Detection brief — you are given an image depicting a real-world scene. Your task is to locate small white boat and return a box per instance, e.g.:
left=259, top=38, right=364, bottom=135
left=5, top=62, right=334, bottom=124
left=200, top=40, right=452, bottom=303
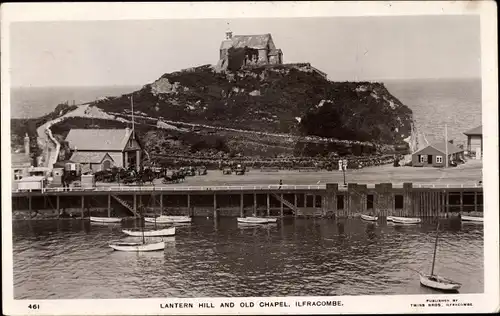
left=90, top=216, right=122, bottom=223
left=361, top=214, right=378, bottom=222
left=145, top=216, right=192, bottom=224
left=109, top=241, right=165, bottom=252
left=391, top=216, right=422, bottom=224
left=237, top=217, right=278, bottom=224
left=419, top=274, right=461, bottom=291
left=418, top=222, right=461, bottom=292
left=387, top=216, right=394, bottom=222
left=122, top=227, right=176, bottom=237
left=461, top=215, right=483, bottom=222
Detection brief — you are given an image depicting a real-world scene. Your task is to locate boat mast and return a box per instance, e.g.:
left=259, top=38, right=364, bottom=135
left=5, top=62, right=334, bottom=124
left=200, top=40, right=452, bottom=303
left=131, top=95, right=135, bottom=135
left=445, top=124, right=448, bottom=168
left=430, top=221, right=440, bottom=276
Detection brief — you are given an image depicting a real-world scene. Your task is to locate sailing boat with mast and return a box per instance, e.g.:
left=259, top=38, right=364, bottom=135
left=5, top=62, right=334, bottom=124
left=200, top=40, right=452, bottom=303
left=419, top=222, right=461, bottom=291
left=109, top=203, right=166, bottom=251
left=122, top=192, right=176, bottom=237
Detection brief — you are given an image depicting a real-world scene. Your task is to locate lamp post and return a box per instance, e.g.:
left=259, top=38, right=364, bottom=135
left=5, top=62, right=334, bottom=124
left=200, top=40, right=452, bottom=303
left=342, top=159, right=348, bottom=185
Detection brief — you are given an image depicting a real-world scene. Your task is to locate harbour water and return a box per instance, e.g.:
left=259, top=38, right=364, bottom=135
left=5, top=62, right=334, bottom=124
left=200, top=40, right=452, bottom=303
left=13, top=217, right=483, bottom=299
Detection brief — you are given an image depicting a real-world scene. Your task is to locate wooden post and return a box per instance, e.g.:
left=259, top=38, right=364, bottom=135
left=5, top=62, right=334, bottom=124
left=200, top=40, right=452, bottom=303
left=108, top=194, right=111, bottom=217
left=474, top=191, right=477, bottom=212
left=280, top=193, right=284, bottom=217
left=266, top=193, right=270, bottom=216
left=313, top=195, right=316, bottom=210
left=240, top=193, right=244, bottom=217
left=253, top=193, right=257, bottom=216
left=28, top=195, right=32, bottom=219
left=133, top=194, right=137, bottom=217
left=213, top=193, right=217, bottom=218
left=160, top=194, right=163, bottom=215
left=56, top=195, right=60, bottom=215
left=444, top=191, right=450, bottom=217
left=294, top=193, right=298, bottom=218
left=81, top=196, right=85, bottom=218
left=304, top=193, right=307, bottom=208
left=459, top=191, right=463, bottom=213
left=187, top=194, right=191, bottom=216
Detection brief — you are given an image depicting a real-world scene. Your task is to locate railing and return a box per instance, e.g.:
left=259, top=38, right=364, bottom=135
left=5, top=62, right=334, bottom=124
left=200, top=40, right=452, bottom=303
left=11, top=182, right=482, bottom=194
left=16, top=184, right=325, bottom=193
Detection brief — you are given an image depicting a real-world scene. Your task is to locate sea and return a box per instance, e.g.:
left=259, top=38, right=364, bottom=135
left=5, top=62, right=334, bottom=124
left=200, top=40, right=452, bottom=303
left=12, top=218, right=483, bottom=299
left=10, top=78, right=482, bottom=146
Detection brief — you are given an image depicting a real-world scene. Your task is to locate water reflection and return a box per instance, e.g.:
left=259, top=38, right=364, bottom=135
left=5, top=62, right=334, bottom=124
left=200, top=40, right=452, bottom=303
left=12, top=217, right=483, bottom=299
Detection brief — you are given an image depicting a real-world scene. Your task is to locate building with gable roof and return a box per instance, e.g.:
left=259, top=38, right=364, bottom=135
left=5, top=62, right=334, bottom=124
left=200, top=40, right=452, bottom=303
left=218, top=31, right=283, bottom=70
left=65, top=127, right=143, bottom=171
left=463, top=125, right=482, bottom=158
left=12, top=133, right=33, bottom=181
left=411, top=141, right=464, bottom=167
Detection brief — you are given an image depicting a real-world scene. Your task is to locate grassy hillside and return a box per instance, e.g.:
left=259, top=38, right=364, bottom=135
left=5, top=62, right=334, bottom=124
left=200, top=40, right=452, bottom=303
left=11, top=64, right=413, bottom=159
left=94, top=64, right=413, bottom=145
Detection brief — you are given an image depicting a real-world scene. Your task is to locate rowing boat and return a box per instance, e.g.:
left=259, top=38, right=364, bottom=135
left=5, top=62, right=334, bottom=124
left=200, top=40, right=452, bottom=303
left=122, top=227, right=175, bottom=237
left=145, top=216, right=192, bottom=224
left=461, top=215, right=483, bottom=223
left=237, top=217, right=277, bottom=224
left=90, top=216, right=122, bottom=223
left=361, top=214, right=378, bottom=222
left=391, top=216, right=421, bottom=224
left=109, top=241, right=165, bottom=252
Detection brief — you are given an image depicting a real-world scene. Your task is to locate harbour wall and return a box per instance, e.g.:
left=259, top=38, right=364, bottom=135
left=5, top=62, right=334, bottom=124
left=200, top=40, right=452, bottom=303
left=11, top=183, right=483, bottom=220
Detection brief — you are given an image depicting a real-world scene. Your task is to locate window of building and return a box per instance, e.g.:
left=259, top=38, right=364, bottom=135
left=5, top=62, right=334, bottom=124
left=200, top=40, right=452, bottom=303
left=13, top=169, right=23, bottom=180
left=436, top=156, right=443, bottom=163
left=395, top=195, right=404, bottom=209
left=315, top=195, right=322, bottom=208
left=419, top=155, right=425, bottom=163
left=367, top=194, right=374, bottom=209
left=337, top=195, right=344, bottom=210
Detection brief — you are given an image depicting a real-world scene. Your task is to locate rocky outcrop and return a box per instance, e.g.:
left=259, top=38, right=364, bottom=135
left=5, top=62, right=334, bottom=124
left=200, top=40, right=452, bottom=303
left=94, top=64, right=413, bottom=147
left=12, top=63, right=415, bottom=158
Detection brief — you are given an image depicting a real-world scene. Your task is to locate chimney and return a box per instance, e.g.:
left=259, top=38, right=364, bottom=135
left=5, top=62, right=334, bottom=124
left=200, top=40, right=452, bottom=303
left=24, top=133, right=30, bottom=157
left=225, top=30, right=233, bottom=40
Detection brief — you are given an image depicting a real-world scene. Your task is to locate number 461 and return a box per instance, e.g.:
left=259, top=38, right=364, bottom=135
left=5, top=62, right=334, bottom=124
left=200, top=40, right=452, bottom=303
left=28, top=304, right=40, bottom=309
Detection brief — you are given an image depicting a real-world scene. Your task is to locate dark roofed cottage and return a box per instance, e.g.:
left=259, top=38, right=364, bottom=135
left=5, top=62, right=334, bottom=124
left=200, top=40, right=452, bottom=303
left=65, top=128, right=143, bottom=171
left=411, top=141, right=464, bottom=168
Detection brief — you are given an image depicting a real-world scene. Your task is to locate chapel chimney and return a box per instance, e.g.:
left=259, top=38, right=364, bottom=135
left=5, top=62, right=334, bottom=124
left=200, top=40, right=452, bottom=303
left=225, top=30, right=233, bottom=40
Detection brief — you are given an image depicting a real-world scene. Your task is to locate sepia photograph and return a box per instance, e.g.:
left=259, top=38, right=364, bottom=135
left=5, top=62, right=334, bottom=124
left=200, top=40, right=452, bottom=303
left=2, top=2, right=498, bottom=315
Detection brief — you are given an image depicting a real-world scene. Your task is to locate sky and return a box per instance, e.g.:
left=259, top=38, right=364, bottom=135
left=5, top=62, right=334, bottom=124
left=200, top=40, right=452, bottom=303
left=9, top=15, right=481, bottom=87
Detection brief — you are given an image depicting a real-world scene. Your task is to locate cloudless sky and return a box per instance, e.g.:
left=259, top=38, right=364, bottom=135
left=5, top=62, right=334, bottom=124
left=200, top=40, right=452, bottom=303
left=10, top=15, right=480, bottom=87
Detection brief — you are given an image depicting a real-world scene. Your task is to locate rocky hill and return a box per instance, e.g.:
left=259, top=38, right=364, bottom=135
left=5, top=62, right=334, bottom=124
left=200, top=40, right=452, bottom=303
left=12, top=63, right=414, bottom=161
left=94, top=63, right=413, bottom=145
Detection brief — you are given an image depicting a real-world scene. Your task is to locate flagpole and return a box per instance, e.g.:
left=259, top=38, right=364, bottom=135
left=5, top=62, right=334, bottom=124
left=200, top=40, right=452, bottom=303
left=445, top=124, right=448, bottom=168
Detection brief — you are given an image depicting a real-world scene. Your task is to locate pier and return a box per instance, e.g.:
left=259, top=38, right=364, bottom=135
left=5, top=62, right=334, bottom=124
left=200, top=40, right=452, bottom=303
left=11, top=182, right=483, bottom=219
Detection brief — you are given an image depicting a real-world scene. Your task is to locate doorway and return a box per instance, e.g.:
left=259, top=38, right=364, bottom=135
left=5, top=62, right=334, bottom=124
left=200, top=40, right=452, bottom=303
left=427, top=155, right=433, bottom=164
